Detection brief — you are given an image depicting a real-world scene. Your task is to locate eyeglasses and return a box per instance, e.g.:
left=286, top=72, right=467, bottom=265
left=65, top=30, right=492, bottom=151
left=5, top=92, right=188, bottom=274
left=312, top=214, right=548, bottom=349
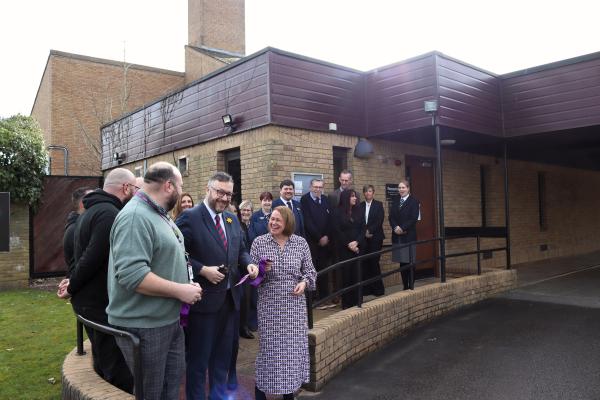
left=126, top=183, right=141, bottom=192
left=210, top=186, right=235, bottom=199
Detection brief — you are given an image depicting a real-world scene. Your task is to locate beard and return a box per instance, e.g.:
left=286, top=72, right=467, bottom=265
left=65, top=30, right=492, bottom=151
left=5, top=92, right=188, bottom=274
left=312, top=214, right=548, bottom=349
left=208, top=195, right=229, bottom=213
left=166, top=191, right=179, bottom=212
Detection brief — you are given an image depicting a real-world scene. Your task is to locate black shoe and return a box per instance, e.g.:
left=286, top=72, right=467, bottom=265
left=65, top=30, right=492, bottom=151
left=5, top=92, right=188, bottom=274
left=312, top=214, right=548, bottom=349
left=240, top=327, right=255, bottom=339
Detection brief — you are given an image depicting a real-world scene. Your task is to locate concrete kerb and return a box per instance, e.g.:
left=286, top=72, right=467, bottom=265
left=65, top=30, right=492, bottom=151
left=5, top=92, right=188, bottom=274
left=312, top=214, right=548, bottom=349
left=304, top=269, right=518, bottom=391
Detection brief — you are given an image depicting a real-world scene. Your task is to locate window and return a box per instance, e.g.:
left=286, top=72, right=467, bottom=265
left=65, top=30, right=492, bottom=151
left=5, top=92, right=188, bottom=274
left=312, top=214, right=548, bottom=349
left=178, top=156, right=188, bottom=176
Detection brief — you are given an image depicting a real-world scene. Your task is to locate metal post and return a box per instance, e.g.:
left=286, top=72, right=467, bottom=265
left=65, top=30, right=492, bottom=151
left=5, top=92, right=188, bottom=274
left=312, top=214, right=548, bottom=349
left=131, top=339, right=144, bottom=400
left=503, top=142, right=511, bottom=269
left=357, top=259, right=363, bottom=307
left=409, top=244, right=415, bottom=290
left=476, top=235, right=481, bottom=275
left=306, top=291, right=314, bottom=329
left=435, top=121, right=446, bottom=282
left=76, top=320, right=86, bottom=355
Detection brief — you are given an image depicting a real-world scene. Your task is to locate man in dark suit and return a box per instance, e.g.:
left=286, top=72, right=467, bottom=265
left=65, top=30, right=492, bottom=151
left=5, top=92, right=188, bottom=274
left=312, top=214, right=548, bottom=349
left=389, top=179, right=420, bottom=290
left=329, top=169, right=360, bottom=208
left=300, top=178, right=333, bottom=304
left=357, top=185, right=385, bottom=296
left=272, top=179, right=305, bottom=237
left=177, top=171, right=259, bottom=400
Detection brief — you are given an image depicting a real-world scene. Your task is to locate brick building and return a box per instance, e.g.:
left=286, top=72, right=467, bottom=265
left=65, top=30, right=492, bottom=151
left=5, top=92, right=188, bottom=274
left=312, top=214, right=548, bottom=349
left=101, top=47, right=600, bottom=280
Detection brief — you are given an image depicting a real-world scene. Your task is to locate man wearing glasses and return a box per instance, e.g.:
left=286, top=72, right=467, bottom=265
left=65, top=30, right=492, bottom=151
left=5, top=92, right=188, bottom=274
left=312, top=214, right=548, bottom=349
left=177, top=171, right=259, bottom=400
left=57, top=167, right=138, bottom=393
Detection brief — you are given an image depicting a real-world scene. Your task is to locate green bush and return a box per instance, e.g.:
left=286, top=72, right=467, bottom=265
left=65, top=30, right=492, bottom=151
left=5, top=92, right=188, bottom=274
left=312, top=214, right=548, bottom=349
left=0, top=115, right=48, bottom=206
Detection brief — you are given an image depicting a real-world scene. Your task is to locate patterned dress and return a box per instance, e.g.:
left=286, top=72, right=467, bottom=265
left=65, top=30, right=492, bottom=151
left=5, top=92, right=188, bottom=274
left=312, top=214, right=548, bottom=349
left=250, top=233, right=317, bottom=395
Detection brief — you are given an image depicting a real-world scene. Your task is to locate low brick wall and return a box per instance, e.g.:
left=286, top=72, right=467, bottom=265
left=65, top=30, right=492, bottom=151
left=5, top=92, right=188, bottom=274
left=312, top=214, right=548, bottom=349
left=62, top=341, right=133, bottom=400
left=305, top=269, right=517, bottom=391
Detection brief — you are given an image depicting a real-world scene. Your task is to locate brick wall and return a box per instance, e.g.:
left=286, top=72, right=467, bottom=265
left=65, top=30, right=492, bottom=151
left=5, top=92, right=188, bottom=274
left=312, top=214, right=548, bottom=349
left=0, top=203, right=29, bottom=290
left=187, top=0, right=245, bottom=54
left=306, top=269, right=517, bottom=391
left=111, top=126, right=600, bottom=275
left=184, top=46, right=229, bottom=83
left=31, top=52, right=185, bottom=177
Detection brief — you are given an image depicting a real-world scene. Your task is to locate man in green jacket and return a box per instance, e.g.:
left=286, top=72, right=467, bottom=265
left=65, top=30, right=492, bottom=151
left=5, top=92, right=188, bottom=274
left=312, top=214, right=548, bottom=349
left=107, top=161, right=202, bottom=399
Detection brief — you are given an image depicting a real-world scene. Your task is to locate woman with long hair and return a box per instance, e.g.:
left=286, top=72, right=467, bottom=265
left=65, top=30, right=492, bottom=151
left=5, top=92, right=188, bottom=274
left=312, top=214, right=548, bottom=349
left=332, top=189, right=364, bottom=309
left=172, top=192, right=194, bottom=221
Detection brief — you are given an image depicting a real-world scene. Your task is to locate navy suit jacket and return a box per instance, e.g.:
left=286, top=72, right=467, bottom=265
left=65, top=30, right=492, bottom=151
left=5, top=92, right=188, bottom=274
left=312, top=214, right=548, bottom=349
left=272, top=197, right=305, bottom=237
left=176, top=203, right=252, bottom=313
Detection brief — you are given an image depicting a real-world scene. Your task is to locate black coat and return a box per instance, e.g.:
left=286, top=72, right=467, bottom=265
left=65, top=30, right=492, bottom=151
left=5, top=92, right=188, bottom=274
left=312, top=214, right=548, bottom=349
left=68, top=190, right=124, bottom=310
left=63, top=211, right=79, bottom=277
left=332, top=207, right=364, bottom=260
left=300, top=193, right=332, bottom=244
left=357, top=200, right=385, bottom=243
left=389, top=195, right=419, bottom=244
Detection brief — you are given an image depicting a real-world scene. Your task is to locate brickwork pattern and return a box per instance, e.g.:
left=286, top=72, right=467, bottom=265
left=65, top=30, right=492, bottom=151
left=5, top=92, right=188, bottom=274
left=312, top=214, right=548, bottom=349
left=184, top=46, right=228, bottom=83
left=111, top=126, right=600, bottom=280
left=31, top=52, right=185, bottom=176
left=0, top=203, right=29, bottom=290
left=306, top=269, right=517, bottom=391
left=188, top=0, right=245, bottom=54
left=62, top=341, right=133, bottom=400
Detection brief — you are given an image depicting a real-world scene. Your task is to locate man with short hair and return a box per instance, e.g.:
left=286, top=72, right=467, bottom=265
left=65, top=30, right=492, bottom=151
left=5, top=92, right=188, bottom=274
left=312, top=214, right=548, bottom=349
left=107, top=162, right=202, bottom=399
left=177, top=171, right=258, bottom=400
left=300, top=178, right=333, bottom=304
left=63, top=186, right=93, bottom=276
left=329, top=169, right=360, bottom=208
left=272, top=179, right=305, bottom=237
left=57, top=168, right=138, bottom=392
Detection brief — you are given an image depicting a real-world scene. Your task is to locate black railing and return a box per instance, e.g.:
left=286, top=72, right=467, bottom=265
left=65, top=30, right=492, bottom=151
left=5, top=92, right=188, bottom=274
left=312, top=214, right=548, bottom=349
left=75, top=314, right=143, bottom=400
left=306, top=233, right=508, bottom=328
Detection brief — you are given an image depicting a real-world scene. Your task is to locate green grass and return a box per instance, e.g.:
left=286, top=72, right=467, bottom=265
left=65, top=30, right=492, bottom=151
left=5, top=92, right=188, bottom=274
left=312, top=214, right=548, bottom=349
left=0, top=289, right=78, bottom=400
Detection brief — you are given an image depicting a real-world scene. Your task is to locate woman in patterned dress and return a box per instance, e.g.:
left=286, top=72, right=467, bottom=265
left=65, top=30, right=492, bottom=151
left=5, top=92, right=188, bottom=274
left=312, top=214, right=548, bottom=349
left=250, top=206, right=317, bottom=400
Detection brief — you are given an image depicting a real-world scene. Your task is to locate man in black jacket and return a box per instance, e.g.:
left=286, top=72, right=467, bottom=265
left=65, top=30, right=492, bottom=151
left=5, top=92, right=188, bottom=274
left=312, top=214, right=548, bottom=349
left=301, top=178, right=333, bottom=305
left=63, top=187, right=93, bottom=277
left=57, top=168, right=137, bottom=392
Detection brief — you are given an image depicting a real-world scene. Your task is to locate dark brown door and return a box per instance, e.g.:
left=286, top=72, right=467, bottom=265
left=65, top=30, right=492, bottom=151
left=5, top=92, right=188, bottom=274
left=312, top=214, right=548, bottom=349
left=405, top=155, right=437, bottom=276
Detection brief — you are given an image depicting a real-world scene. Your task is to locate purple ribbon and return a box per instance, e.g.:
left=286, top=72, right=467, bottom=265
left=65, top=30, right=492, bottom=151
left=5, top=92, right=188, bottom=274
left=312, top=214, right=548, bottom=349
left=236, top=257, right=270, bottom=287
left=180, top=303, right=190, bottom=327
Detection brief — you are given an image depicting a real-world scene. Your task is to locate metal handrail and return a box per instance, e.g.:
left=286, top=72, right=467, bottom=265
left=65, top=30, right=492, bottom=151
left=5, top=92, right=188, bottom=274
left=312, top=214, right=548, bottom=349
left=75, top=314, right=143, bottom=400
left=306, top=233, right=508, bottom=328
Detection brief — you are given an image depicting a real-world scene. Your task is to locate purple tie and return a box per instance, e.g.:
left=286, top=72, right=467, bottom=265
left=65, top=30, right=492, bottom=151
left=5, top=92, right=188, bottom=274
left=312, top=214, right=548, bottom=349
left=215, top=215, right=228, bottom=249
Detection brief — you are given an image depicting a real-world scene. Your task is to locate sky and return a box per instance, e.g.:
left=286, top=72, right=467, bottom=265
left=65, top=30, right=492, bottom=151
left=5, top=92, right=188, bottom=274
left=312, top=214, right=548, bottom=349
left=1, top=0, right=599, bottom=119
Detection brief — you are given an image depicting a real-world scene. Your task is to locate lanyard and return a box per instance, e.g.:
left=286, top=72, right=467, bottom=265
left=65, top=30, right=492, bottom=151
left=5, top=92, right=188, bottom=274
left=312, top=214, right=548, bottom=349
left=135, top=191, right=194, bottom=283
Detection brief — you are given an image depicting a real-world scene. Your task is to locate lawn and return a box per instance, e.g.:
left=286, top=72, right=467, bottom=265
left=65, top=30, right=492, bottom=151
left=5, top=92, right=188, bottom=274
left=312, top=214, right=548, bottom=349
left=0, top=289, right=77, bottom=400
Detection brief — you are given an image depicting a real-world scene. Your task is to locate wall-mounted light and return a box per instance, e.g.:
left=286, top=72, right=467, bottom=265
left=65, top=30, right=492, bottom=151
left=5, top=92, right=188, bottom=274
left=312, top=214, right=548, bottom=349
left=424, top=100, right=439, bottom=113
left=440, top=139, right=456, bottom=146
left=113, top=152, right=126, bottom=164
left=221, top=114, right=237, bottom=133
left=354, top=138, right=374, bottom=159
left=328, top=122, right=337, bottom=131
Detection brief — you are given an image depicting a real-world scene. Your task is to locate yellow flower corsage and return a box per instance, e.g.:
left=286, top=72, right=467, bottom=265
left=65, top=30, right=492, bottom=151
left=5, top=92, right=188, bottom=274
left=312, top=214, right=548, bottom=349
left=226, top=217, right=233, bottom=224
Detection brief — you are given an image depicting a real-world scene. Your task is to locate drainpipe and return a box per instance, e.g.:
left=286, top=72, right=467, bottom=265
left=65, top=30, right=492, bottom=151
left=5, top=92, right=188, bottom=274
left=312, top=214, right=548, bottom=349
left=47, top=145, right=69, bottom=176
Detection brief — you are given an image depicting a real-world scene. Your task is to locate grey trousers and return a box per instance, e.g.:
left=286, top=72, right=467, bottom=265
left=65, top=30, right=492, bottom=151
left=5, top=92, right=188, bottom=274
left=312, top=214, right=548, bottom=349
left=115, top=321, right=185, bottom=400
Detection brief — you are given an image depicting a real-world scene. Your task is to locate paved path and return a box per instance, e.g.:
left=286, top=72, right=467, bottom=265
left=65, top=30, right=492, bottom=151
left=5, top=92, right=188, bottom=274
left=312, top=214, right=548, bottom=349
left=301, top=255, right=600, bottom=400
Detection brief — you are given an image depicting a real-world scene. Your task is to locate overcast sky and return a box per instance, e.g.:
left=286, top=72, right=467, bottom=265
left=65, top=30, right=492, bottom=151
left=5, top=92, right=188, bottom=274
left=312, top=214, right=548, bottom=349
left=1, top=0, right=598, bottom=118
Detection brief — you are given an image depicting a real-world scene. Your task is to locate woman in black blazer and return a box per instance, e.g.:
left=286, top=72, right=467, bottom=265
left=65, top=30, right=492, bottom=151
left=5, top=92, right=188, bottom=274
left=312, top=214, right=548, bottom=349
left=389, top=180, right=420, bottom=290
left=332, top=189, right=364, bottom=309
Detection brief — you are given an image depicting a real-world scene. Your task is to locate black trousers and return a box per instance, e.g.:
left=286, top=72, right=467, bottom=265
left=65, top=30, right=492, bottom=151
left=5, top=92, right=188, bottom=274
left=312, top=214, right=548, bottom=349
left=363, top=238, right=385, bottom=296
left=73, top=305, right=134, bottom=393
left=309, top=241, right=331, bottom=300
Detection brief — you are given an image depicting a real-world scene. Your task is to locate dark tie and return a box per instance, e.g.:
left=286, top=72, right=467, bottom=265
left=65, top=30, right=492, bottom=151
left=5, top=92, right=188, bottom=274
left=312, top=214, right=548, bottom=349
left=399, top=198, right=405, bottom=207
left=287, top=201, right=293, bottom=210
left=316, top=197, right=321, bottom=205
left=214, top=215, right=228, bottom=249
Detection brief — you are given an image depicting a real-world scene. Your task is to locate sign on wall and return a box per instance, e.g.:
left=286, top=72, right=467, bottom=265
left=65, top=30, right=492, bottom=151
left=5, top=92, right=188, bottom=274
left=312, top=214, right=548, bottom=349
left=0, top=193, right=9, bottom=252
left=291, top=173, right=324, bottom=201
left=385, top=183, right=400, bottom=201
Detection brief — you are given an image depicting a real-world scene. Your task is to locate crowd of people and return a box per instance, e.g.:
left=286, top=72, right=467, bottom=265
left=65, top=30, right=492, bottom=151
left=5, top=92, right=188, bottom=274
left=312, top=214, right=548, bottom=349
left=58, top=163, right=419, bottom=400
